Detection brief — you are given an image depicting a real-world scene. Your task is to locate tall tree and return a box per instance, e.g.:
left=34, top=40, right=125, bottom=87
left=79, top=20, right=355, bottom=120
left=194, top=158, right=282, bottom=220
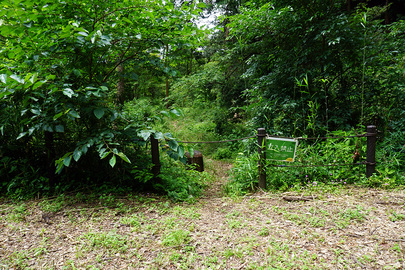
left=212, top=0, right=405, bottom=136
left=0, top=0, right=204, bottom=184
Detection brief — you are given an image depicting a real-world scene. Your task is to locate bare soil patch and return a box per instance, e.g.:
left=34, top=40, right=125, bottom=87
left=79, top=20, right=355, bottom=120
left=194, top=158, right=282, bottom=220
left=1, top=162, right=405, bottom=269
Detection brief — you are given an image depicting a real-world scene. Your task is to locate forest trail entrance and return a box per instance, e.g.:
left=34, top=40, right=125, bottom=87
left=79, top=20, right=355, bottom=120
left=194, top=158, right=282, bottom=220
left=203, top=159, right=233, bottom=198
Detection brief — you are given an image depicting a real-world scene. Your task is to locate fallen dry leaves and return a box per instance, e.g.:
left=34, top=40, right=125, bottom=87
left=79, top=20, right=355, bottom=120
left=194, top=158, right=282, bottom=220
left=1, top=162, right=405, bottom=269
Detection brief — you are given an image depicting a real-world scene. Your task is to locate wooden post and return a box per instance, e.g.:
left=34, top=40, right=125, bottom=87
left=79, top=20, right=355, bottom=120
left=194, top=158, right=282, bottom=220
left=151, top=136, right=161, bottom=178
left=185, top=150, right=204, bottom=172
left=366, top=125, right=377, bottom=178
left=258, top=128, right=266, bottom=189
left=45, top=131, right=56, bottom=189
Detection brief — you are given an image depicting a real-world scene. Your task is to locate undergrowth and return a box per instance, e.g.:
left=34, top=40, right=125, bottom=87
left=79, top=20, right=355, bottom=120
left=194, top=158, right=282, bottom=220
left=225, top=129, right=405, bottom=195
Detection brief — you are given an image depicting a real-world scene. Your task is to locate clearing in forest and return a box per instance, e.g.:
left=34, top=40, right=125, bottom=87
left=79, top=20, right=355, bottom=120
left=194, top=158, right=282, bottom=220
left=1, top=160, right=405, bottom=269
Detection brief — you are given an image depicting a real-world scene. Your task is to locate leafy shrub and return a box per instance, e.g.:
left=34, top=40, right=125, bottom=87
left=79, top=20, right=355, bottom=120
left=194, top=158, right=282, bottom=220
left=224, top=154, right=258, bottom=196
left=154, top=156, right=211, bottom=202
left=212, top=147, right=233, bottom=160
left=225, top=129, right=404, bottom=194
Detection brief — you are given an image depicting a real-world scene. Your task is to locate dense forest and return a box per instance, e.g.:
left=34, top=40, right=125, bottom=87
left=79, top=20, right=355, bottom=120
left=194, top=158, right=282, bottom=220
left=1, top=0, right=404, bottom=200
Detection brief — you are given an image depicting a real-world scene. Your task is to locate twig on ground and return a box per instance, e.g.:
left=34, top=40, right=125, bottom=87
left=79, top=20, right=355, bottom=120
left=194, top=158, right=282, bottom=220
left=283, top=196, right=318, bottom=202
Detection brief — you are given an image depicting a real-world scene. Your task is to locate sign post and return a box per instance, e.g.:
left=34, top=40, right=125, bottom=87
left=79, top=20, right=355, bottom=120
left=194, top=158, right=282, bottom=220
left=257, top=128, right=266, bottom=189
left=266, top=137, right=298, bottom=162
left=257, top=129, right=298, bottom=189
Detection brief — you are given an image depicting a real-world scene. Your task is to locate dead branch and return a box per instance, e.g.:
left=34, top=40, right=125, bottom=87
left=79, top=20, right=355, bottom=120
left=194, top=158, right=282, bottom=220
left=282, top=195, right=317, bottom=202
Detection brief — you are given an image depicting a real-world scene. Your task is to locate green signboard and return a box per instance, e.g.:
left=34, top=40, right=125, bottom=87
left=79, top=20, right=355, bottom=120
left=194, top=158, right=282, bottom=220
left=266, top=137, right=298, bottom=162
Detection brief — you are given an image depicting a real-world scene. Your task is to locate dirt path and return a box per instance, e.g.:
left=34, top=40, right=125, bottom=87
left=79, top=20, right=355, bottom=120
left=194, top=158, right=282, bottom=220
left=1, top=161, right=405, bottom=269
left=202, top=158, right=234, bottom=198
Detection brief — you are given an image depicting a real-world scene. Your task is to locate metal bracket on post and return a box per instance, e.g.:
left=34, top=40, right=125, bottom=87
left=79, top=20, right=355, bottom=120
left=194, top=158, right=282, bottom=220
left=366, top=125, right=377, bottom=178
left=257, top=128, right=266, bottom=189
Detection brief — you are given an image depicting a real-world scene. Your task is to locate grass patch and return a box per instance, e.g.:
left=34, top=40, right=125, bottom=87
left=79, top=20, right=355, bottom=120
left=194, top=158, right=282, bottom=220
left=162, top=229, right=191, bottom=247
left=80, top=230, right=129, bottom=253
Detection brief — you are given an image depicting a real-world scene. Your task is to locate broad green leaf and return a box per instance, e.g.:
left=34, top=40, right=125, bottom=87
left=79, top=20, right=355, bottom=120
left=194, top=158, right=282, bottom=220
left=63, top=155, right=72, bottom=167
left=73, top=148, right=82, bottom=162
left=164, top=132, right=174, bottom=140
left=0, top=90, right=12, bottom=99
left=109, top=155, right=116, bottom=167
left=31, top=108, right=41, bottom=115
left=197, top=2, right=207, bottom=8
left=168, top=139, right=178, bottom=151
left=46, top=74, right=56, bottom=80
left=93, top=108, right=105, bottom=119
left=55, top=159, right=64, bottom=174
left=10, top=74, right=23, bottom=83
left=118, top=152, right=131, bottom=163
left=123, top=17, right=133, bottom=25
left=167, top=151, right=179, bottom=160
left=32, top=80, right=44, bottom=90
left=24, top=74, right=32, bottom=83
left=28, top=127, right=35, bottom=135
left=100, top=150, right=110, bottom=159
left=68, top=110, right=80, bottom=118
left=81, top=145, right=88, bottom=155
left=138, top=130, right=152, bottom=141
left=153, top=132, right=164, bottom=140
left=29, top=73, right=38, bottom=84
left=0, top=74, right=6, bottom=84
left=0, top=126, right=3, bottom=136
left=161, top=111, right=170, bottom=117
left=169, top=109, right=182, bottom=118
left=99, top=147, right=107, bottom=157
left=63, top=88, right=75, bottom=98
left=55, top=125, right=64, bottom=132
left=178, top=145, right=185, bottom=157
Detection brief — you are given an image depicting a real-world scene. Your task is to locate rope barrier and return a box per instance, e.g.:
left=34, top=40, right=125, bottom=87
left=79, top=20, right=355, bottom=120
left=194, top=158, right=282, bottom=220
left=177, top=133, right=369, bottom=144
left=268, top=161, right=367, bottom=168
left=295, top=133, right=368, bottom=140
left=178, top=135, right=256, bottom=144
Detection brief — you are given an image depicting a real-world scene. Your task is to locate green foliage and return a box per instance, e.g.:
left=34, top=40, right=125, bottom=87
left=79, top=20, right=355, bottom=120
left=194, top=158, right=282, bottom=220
left=389, top=210, right=405, bottom=222
left=224, top=154, right=258, bottom=196
left=81, top=230, right=128, bottom=253
left=205, top=0, right=405, bottom=138
left=226, top=129, right=404, bottom=195
left=155, top=156, right=211, bottom=202
left=212, top=147, right=233, bottom=160
left=162, top=229, right=191, bottom=247
left=0, top=0, right=205, bottom=194
left=39, top=194, right=67, bottom=213
left=169, top=61, right=224, bottom=107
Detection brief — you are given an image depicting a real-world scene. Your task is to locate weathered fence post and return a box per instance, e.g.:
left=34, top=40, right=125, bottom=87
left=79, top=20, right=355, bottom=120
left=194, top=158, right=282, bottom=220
left=185, top=150, right=204, bottom=172
left=151, top=136, right=161, bottom=178
left=258, top=128, right=266, bottom=189
left=366, top=125, right=377, bottom=178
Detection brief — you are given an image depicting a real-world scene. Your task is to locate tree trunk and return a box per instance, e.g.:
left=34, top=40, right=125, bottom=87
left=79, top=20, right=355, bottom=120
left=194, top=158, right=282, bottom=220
left=165, top=78, right=169, bottom=98
left=116, top=64, right=125, bottom=104
left=385, top=0, right=390, bottom=24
